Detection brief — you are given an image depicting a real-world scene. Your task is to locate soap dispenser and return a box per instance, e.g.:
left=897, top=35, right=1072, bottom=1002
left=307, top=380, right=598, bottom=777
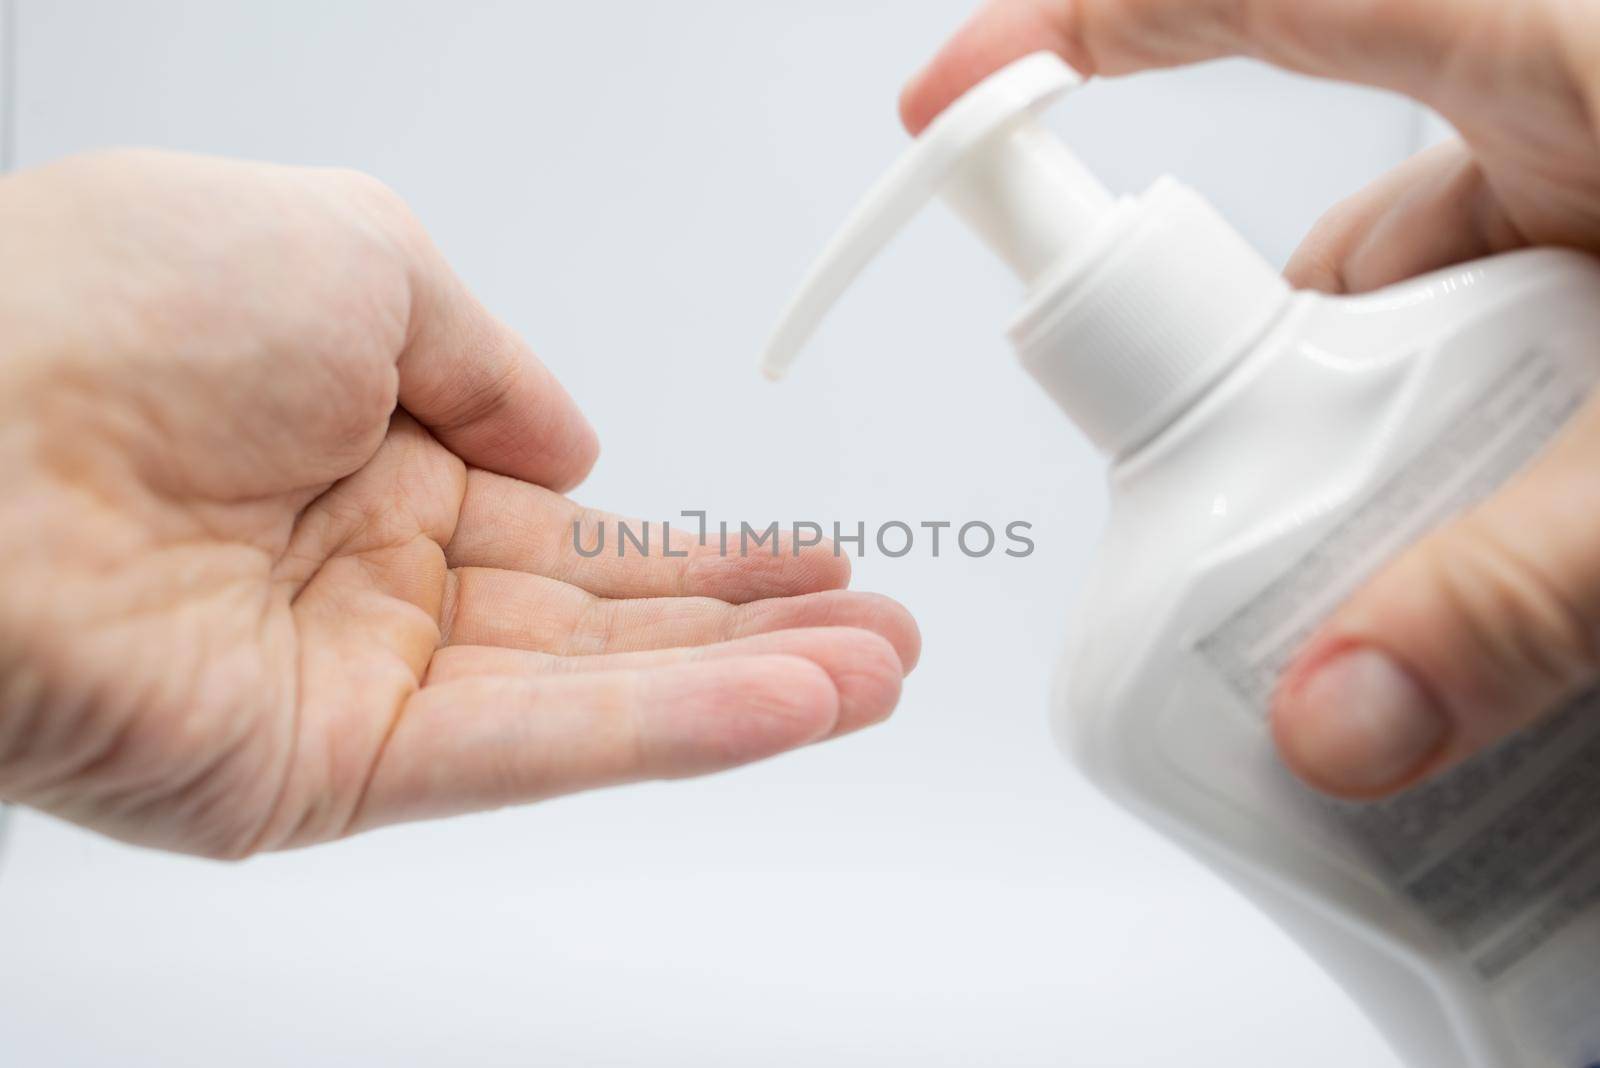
left=765, top=52, right=1600, bottom=1068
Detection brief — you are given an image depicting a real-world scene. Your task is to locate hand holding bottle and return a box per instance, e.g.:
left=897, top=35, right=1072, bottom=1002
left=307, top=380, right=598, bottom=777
left=905, top=0, right=1600, bottom=799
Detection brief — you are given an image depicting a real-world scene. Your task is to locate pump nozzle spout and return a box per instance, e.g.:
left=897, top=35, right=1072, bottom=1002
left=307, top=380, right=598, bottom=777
left=761, top=53, right=1103, bottom=380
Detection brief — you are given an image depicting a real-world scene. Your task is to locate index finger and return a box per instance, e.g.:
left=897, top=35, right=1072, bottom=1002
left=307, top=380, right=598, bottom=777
left=899, top=0, right=1488, bottom=134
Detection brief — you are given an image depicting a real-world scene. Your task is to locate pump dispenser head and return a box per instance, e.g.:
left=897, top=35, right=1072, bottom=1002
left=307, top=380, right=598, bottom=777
left=761, top=53, right=1108, bottom=380
left=761, top=52, right=1291, bottom=455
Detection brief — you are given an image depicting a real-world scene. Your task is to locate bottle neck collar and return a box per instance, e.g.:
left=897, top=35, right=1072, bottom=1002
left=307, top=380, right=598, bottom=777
left=1009, top=179, right=1291, bottom=455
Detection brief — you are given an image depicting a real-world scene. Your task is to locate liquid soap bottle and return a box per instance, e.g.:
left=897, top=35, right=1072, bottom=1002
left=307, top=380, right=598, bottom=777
left=762, top=53, right=1600, bottom=1068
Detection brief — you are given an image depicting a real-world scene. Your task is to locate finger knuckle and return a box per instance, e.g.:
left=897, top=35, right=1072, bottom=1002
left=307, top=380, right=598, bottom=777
left=1433, top=516, right=1599, bottom=690
left=323, top=167, right=425, bottom=245
left=328, top=166, right=406, bottom=211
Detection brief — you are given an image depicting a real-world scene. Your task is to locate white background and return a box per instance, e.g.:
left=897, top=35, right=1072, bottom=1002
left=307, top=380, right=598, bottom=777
left=0, top=2, right=1428, bottom=1065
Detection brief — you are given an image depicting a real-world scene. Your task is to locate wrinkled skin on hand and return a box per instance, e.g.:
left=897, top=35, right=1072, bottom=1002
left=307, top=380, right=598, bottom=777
left=0, top=151, right=918, bottom=857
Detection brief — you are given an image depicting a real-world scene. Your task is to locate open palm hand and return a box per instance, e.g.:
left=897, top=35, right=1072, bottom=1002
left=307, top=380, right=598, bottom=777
left=0, top=151, right=917, bottom=857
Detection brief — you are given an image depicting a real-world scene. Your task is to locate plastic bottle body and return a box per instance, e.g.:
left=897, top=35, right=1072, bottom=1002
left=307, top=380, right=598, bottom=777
left=755, top=49, right=1600, bottom=1067
left=1052, top=248, right=1600, bottom=1068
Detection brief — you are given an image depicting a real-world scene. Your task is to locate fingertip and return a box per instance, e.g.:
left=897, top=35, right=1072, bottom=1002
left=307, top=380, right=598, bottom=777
left=688, top=532, right=852, bottom=603
left=1271, top=642, right=1449, bottom=800
left=898, top=1, right=999, bottom=135
left=865, top=593, right=923, bottom=674
left=825, top=630, right=906, bottom=735
left=806, top=535, right=853, bottom=591
left=664, top=627, right=903, bottom=736
left=652, top=655, right=840, bottom=775
left=1283, top=242, right=1349, bottom=295
left=899, top=0, right=1086, bottom=135
left=729, top=654, right=843, bottom=756
left=399, top=283, right=601, bottom=491
left=768, top=532, right=855, bottom=595
left=898, top=67, right=940, bottom=136
left=737, top=591, right=922, bottom=673
left=490, top=351, right=601, bottom=492
left=543, top=408, right=602, bottom=493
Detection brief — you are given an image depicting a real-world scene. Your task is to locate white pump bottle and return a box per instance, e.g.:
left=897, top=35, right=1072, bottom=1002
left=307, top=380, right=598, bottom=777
left=763, top=54, right=1600, bottom=1068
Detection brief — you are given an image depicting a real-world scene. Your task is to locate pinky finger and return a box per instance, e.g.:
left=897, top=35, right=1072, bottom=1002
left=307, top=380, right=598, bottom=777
left=350, top=655, right=839, bottom=831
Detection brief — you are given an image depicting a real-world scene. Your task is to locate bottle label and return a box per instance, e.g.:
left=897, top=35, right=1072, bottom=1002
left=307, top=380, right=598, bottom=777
left=1196, top=347, right=1600, bottom=1066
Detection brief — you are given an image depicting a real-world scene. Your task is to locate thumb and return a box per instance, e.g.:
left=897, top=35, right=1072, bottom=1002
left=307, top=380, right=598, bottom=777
left=1272, top=396, right=1600, bottom=799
